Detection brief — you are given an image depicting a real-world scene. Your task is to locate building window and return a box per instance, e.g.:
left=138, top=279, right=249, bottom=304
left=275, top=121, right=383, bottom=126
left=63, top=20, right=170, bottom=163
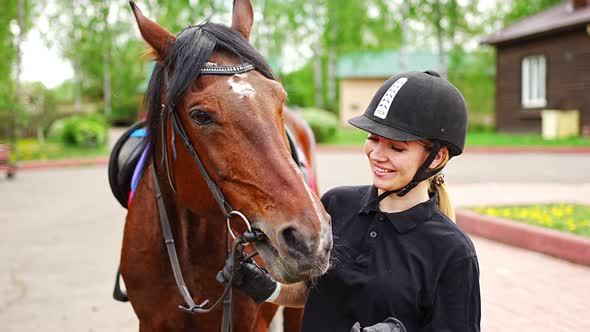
left=521, top=55, right=546, bottom=108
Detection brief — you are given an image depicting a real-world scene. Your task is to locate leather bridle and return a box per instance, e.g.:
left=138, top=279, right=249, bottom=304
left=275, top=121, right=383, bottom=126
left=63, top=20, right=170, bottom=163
left=152, top=62, right=264, bottom=331
left=159, top=62, right=255, bottom=218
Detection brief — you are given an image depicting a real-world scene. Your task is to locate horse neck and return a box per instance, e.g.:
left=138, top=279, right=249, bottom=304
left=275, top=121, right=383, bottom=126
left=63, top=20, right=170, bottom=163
left=151, top=140, right=229, bottom=263
left=175, top=208, right=229, bottom=265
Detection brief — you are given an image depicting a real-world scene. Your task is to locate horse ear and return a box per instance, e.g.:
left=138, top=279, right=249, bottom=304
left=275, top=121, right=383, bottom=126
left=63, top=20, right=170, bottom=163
left=129, top=1, right=176, bottom=61
left=231, top=0, right=254, bottom=40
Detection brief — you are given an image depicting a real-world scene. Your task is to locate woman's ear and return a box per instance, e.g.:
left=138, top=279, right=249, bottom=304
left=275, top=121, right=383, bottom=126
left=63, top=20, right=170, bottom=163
left=429, top=147, right=448, bottom=169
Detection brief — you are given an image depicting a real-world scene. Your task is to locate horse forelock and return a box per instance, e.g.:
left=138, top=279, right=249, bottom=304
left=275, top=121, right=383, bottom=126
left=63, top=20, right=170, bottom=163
left=144, top=21, right=277, bottom=160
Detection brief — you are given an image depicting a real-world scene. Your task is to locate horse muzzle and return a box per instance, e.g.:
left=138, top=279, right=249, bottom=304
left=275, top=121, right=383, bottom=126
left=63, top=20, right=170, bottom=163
left=252, top=220, right=332, bottom=284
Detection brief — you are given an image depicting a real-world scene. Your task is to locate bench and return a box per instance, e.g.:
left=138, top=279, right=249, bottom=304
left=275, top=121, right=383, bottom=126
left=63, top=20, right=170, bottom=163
left=0, top=144, right=16, bottom=178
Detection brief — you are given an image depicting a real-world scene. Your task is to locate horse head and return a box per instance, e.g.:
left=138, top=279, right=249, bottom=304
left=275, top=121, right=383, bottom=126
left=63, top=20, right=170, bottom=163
left=130, top=0, right=332, bottom=284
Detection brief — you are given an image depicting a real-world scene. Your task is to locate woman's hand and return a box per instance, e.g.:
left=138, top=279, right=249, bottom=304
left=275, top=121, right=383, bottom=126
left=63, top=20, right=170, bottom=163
left=216, top=255, right=279, bottom=304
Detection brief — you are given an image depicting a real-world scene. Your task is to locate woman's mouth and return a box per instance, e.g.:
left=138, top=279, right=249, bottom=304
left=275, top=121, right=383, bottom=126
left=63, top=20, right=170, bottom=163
left=374, top=165, right=395, bottom=176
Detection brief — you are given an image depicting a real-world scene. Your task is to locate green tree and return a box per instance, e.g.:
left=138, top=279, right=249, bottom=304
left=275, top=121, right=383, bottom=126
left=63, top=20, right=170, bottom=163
left=44, top=0, right=231, bottom=122
left=21, top=82, right=59, bottom=140
left=0, top=0, right=35, bottom=167
left=504, top=0, right=563, bottom=24
left=406, top=0, right=481, bottom=78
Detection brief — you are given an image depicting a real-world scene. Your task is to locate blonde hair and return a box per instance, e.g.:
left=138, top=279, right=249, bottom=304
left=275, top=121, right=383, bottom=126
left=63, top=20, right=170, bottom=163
left=418, top=140, right=456, bottom=222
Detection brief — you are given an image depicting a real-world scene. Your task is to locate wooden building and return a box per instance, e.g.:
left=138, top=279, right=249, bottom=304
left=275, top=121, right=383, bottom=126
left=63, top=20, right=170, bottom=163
left=482, top=0, right=590, bottom=135
left=337, top=50, right=441, bottom=126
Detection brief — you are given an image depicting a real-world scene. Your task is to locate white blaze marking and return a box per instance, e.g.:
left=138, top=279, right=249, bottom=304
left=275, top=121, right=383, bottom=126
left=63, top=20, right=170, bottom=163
left=228, top=74, right=256, bottom=98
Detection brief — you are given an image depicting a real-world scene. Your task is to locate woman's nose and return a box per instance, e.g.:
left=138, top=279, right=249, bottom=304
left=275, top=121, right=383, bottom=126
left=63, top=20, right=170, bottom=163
left=370, top=142, right=387, bottom=161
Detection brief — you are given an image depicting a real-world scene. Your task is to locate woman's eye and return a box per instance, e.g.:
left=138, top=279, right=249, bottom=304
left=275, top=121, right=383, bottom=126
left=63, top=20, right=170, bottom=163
left=391, top=146, right=405, bottom=152
left=190, top=109, right=213, bottom=125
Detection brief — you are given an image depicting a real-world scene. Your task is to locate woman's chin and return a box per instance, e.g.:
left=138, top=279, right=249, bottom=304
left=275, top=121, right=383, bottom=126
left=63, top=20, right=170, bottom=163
left=373, top=180, right=398, bottom=192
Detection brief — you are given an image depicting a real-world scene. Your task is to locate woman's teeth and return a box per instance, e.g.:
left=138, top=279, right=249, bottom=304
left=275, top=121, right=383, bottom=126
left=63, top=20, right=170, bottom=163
left=375, top=166, right=393, bottom=173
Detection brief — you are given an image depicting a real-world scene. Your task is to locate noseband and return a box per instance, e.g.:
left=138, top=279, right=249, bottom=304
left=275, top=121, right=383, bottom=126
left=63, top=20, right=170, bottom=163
left=152, top=62, right=263, bottom=331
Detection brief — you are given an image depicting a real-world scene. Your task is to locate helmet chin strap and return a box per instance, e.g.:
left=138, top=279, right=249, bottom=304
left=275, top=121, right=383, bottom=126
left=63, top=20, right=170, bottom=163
left=367, top=141, right=443, bottom=209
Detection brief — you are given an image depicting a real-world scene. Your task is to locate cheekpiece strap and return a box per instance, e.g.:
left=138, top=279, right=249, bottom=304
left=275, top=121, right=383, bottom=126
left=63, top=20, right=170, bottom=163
left=396, top=142, right=442, bottom=197
left=364, top=189, right=397, bottom=211
left=200, top=63, right=255, bottom=75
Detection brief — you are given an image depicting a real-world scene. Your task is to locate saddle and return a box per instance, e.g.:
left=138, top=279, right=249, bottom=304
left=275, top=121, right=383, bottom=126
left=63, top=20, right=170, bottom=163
left=108, top=122, right=312, bottom=210
left=108, top=121, right=148, bottom=209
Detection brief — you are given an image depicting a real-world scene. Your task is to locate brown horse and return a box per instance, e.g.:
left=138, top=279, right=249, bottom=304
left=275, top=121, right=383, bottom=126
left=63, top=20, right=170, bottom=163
left=119, top=1, right=332, bottom=331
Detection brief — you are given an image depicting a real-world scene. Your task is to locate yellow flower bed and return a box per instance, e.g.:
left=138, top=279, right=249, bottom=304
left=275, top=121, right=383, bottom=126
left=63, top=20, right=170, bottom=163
left=471, top=204, right=590, bottom=238
left=15, top=139, right=108, bottom=161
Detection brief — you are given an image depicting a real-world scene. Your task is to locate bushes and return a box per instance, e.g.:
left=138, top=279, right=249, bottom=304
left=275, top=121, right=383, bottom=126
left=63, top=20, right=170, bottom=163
left=16, top=139, right=62, bottom=161
left=49, top=113, right=108, bottom=147
left=108, top=101, right=139, bottom=126
left=298, top=108, right=339, bottom=143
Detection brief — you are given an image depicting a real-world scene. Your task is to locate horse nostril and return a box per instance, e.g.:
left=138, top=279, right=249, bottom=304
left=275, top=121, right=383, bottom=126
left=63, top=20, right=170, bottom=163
left=280, top=226, right=315, bottom=257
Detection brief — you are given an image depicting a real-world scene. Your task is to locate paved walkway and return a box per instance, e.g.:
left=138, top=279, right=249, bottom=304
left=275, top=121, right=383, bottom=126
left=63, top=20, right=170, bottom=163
left=0, top=167, right=135, bottom=331
left=0, top=150, right=589, bottom=331
left=475, top=236, right=589, bottom=331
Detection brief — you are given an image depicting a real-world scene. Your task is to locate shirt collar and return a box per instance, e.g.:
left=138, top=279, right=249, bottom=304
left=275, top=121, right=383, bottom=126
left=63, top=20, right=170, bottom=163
left=359, top=185, right=379, bottom=214
left=359, top=186, right=438, bottom=234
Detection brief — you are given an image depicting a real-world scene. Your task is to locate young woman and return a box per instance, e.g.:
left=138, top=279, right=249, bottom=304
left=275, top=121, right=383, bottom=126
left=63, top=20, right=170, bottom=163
left=218, top=70, right=481, bottom=332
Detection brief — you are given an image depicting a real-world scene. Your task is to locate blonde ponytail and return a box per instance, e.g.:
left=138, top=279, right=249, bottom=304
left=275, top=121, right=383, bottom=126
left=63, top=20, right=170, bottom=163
left=429, top=176, right=455, bottom=222
left=418, top=140, right=456, bottom=222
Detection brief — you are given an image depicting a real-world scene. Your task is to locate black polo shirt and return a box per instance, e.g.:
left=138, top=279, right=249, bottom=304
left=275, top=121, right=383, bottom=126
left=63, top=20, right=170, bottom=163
left=301, top=185, right=480, bottom=332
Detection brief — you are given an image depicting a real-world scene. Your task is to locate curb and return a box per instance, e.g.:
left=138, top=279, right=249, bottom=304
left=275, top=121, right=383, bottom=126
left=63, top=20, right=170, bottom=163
left=456, top=209, right=590, bottom=266
left=11, top=145, right=590, bottom=171
left=18, top=157, right=109, bottom=170
left=463, top=146, right=590, bottom=154
left=317, top=145, right=590, bottom=154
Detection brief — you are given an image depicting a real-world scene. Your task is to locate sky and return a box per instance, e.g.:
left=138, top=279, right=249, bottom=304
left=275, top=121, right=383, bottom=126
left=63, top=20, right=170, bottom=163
left=21, top=28, right=73, bottom=89
left=19, top=1, right=73, bottom=89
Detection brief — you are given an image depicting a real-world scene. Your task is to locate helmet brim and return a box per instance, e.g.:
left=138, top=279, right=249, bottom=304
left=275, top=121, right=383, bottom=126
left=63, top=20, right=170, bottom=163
left=348, top=114, right=424, bottom=142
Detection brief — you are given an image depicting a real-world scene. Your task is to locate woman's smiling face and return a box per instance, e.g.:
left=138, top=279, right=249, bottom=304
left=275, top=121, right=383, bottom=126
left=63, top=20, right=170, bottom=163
left=363, top=133, right=429, bottom=192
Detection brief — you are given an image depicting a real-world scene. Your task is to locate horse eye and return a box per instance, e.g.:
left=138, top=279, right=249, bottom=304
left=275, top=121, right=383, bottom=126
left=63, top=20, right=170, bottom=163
left=190, top=109, right=213, bottom=125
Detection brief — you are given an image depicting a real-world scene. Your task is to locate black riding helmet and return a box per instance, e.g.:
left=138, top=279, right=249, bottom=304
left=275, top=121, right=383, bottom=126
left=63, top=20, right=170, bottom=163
left=348, top=70, right=468, bottom=198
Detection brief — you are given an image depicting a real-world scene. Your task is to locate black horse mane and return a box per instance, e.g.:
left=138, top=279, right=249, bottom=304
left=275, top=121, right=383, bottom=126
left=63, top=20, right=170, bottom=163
left=144, top=21, right=277, bottom=157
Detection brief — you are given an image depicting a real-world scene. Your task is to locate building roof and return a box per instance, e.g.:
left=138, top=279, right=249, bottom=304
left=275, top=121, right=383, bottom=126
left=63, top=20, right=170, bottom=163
left=337, top=50, right=443, bottom=79
left=482, top=1, right=590, bottom=45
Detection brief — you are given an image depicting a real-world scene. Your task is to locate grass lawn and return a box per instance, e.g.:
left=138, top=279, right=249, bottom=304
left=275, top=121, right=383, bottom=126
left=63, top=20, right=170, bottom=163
left=7, top=126, right=590, bottom=161
left=323, top=129, right=369, bottom=145
left=324, top=129, right=590, bottom=147
left=11, top=139, right=109, bottom=162
left=465, top=132, right=590, bottom=147
left=471, top=204, right=590, bottom=238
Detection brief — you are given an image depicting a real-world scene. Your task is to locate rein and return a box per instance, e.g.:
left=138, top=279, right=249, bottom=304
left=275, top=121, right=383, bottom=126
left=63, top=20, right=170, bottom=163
left=152, top=62, right=262, bottom=331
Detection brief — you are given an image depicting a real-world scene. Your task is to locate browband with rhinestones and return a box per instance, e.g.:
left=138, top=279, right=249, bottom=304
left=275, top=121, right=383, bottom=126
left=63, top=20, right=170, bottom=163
left=200, top=63, right=255, bottom=75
